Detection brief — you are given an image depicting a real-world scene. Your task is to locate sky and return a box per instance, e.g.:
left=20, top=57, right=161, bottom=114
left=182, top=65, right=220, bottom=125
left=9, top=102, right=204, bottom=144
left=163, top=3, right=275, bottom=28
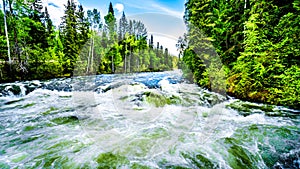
left=1, top=0, right=187, bottom=55
left=79, top=0, right=185, bottom=18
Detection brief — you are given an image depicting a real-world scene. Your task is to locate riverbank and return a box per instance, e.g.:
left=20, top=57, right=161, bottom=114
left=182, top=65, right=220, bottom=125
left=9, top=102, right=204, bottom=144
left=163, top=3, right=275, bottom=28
left=182, top=0, right=300, bottom=110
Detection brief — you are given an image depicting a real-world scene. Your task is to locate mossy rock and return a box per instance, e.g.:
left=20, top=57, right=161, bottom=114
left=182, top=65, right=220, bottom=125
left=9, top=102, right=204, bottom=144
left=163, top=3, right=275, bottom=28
left=130, top=163, right=151, bottom=169
left=42, top=156, right=69, bottom=168
left=10, top=85, right=22, bottom=95
left=202, top=112, right=209, bottom=118
left=225, top=100, right=289, bottom=117
left=181, top=152, right=218, bottom=169
left=227, top=124, right=300, bottom=168
left=95, top=152, right=129, bottom=169
left=51, top=116, right=79, bottom=125
left=144, top=91, right=170, bottom=107
left=144, top=91, right=181, bottom=107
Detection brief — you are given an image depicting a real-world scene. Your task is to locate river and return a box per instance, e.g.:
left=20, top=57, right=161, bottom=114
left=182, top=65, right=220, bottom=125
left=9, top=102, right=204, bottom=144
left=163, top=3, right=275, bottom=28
left=0, top=70, right=299, bottom=168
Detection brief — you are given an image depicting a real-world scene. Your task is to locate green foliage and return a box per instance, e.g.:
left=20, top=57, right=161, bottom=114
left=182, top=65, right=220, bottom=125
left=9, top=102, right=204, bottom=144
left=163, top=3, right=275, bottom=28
left=183, top=0, right=300, bottom=109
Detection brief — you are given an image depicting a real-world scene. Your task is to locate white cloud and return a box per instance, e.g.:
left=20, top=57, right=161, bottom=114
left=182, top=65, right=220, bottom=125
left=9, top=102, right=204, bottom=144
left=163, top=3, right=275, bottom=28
left=42, top=0, right=80, bottom=27
left=114, top=3, right=124, bottom=13
left=151, top=3, right=183, bottom=19
left=150, top=33, right=179, bottom=56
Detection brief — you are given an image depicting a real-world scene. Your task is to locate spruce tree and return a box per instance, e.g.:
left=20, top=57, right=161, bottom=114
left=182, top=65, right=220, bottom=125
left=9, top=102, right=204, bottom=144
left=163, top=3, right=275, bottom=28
left=104, top=2, right=117, bottom=73
left=118, top=11, right=128, bottom=41
left=76, top=4, right=89, bottom=48
left=60, top=0, right=78, bottom=76
left=44, top=7, right=53, bottom=35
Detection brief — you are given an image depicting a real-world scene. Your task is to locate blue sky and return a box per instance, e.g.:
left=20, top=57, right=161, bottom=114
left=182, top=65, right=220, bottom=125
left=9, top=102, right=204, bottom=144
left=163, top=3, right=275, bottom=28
left=79, top=0, right=185, bottom=18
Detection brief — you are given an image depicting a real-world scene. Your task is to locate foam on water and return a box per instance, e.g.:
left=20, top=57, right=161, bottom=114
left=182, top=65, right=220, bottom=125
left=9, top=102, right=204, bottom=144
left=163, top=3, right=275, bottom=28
left=0, top=71, right=299, bottom=168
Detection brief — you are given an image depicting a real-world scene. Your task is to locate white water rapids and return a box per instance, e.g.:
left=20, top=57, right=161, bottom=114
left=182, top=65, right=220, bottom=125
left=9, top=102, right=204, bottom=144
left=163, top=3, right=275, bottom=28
left=0, top=71, right=299, bottom=168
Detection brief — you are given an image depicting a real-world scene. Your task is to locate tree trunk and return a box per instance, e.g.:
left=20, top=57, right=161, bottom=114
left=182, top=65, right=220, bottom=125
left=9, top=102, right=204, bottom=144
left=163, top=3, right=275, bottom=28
left=8, top=0, right=20, bottom=63
left=124, top=54, right=126, bottom=73
left=111, top=55, right=114, bottom=73
left=138, top=48, right=140, bottom=72
left=2, top=0, right=11, bottom=64
left=86, top=38, right=91, bottom=74
left=244, top=0, right=247, bottom=41
left=91, top=34, right=94, bottom=73
left=123, top=42, right=126, bottom=73
left=129, top=46, right=131, bottom=72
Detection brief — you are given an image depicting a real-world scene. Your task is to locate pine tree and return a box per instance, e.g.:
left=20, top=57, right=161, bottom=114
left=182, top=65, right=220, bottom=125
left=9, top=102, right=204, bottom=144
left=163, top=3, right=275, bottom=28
left=149, top=35, right=154, bottom=49
left=76, top=4, right=89, bottom=48
left=60, top=0, right=78, bottom=76
left=118, top=11, right=128, bottom=41
left=164, top=48, right=169, bottom=67
left=28, top=0, right=48, bottom=49
left=44, top=7, right=53, bottom=35
left=108, top=2, right=114, bottom=16
left=104, top=2, right=117, bottom=73
left=104, top=2, right=116, bottom=40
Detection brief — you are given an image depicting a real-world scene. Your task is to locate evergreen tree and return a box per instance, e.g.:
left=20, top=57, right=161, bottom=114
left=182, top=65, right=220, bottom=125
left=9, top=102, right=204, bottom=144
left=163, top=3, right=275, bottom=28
left=76, top=4, right=89, bottom=48
left=149, top=35, right=154, bottom=49
left=164, top=48, right=169, bottom=67
left=44, top=7, right=54, bottom=36
left=104, top=2, right=116, bottom=40
left=28, top=0, right=48, bottom=49
left=60, top=0, right=78, bottom=76
left=118, top=11, right=128, bottom=41
left=104, top=2, right=117, bottom=73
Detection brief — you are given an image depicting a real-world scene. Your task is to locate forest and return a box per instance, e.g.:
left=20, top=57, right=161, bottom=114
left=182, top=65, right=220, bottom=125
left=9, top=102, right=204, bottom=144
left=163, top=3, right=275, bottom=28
left=180, top=0, right=300, bottom=109
left=0, top=0, right=177, bottom=82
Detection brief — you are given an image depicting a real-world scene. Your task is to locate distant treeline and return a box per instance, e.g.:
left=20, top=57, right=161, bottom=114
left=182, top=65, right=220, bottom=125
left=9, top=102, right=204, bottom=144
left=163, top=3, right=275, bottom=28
left=0, top=0, right=178, bottom=82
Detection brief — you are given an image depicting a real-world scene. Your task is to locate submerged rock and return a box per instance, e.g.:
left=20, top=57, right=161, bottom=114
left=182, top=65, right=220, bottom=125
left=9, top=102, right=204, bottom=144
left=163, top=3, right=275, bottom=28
left=95, top=152, right=129, bottom=168
left=180, top=152, right=219, bottom=169
left=226, top=100, right=299, bottom=118
left=224, top=124, right=300, bottom=168
left=50, top=116, right=79, bottom=125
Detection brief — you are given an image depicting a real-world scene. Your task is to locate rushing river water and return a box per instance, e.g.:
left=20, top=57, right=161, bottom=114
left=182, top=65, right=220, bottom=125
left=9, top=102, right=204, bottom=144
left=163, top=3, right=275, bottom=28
left=0, top=70, right=299, bottom=169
